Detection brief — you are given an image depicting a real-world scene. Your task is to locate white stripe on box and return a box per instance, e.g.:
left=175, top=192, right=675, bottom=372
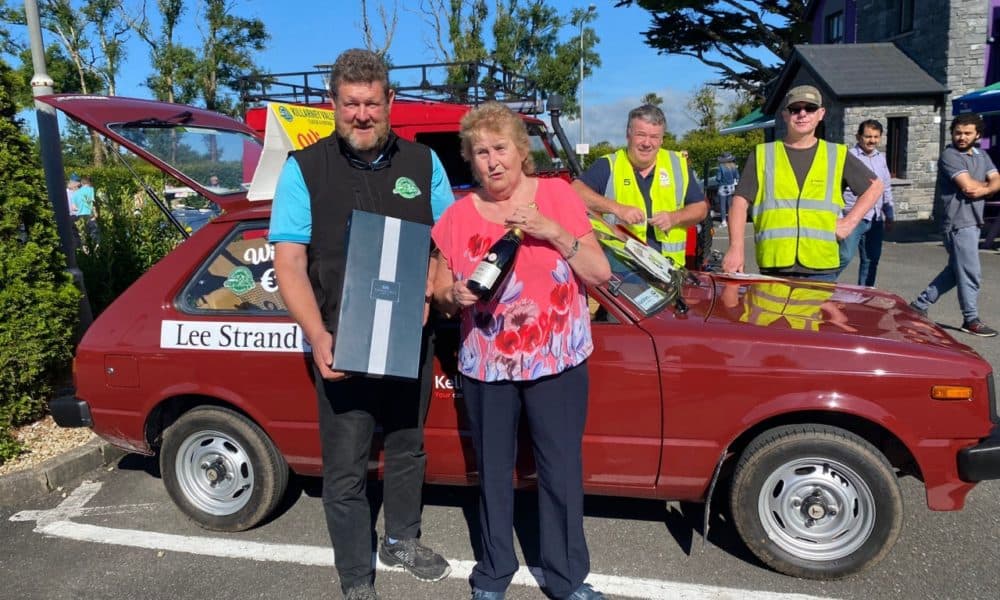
left=368, top=216, right=401, bottom=375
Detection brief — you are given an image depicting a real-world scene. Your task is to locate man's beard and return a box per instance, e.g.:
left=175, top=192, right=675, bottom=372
left=339, top=120, right=390, bottom=155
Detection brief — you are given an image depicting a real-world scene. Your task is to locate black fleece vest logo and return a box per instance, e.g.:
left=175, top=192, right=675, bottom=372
left=293, top=133, right=434, bottom=335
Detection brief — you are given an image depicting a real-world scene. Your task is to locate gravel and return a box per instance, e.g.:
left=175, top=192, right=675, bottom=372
left=0, top=416, right=96, bottom=477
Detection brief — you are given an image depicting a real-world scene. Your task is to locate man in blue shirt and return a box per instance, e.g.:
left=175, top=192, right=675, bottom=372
left=270, top=49, right=453, bottom=600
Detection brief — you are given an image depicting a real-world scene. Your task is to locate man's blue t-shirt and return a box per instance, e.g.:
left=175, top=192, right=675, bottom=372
left=72, top=186, right=95, bottom=217
left=269, top=150, right=453, bottom=243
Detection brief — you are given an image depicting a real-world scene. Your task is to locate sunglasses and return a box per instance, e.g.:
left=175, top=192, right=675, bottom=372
left=786, top=104, right=821, bottom=115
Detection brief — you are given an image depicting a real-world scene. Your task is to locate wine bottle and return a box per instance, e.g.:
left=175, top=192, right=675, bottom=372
left=467, top=227, right=524, bottom=302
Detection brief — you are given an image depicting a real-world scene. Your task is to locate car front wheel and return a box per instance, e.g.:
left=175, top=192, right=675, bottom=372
left=160, top=406, right=289, bottom=531
left=730, top=424, right=903, bottom=579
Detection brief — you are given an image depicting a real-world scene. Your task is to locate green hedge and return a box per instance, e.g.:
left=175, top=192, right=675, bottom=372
left=72, top=165, right=185, bottom=315
left=0, top=63, right=81, bottom=463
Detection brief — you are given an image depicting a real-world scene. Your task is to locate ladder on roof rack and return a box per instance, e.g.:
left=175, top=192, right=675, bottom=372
left=236, top=61, right=545, bottom=114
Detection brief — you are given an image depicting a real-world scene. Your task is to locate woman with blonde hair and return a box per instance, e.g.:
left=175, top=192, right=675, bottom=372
left=431, top=102, right=611, bottom=600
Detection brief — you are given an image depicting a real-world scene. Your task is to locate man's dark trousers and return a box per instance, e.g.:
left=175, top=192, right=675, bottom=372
left=314, top=328, right=434, bottom=593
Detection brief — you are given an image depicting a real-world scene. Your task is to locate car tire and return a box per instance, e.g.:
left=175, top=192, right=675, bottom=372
left=729, top=424, right=903, bottom=579
left=160, top=406, right=289, bottom=532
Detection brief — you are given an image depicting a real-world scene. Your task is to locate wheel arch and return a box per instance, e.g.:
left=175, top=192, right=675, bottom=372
left=145, top=394, right=262, bottom=452
left=725, top=410, right=922, bottom=481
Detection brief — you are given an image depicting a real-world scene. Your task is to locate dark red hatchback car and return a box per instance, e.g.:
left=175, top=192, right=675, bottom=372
left=43, top=94, right=1000, bottom=581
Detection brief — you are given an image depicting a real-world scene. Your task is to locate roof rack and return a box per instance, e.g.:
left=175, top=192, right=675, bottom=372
left=236, top=61, right=545, bottom=114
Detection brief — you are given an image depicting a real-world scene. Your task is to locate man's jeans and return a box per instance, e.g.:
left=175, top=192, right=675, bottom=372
left=857, top=219, right=886, bottom=287
left=912, top=225, right=983, bottom=322
left=836, top=219, right=871, bottom=280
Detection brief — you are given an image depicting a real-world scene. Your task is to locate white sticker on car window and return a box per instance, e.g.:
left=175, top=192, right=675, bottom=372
left=632, top=287, right=666, bottom=312
left=160, top=320, right=307, bottom=352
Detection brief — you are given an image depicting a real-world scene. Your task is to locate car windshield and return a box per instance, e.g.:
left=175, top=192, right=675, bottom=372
left=595, top=233, right=681, bottom=317
left=108, top=123, right=261, bottom=195
left=527, top=123, right=560, bottom=172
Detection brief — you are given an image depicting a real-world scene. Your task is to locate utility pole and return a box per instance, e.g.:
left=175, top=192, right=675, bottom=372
left=25, top=0, right=93, bottom=331
left=577, top=3, right=596, bottom=146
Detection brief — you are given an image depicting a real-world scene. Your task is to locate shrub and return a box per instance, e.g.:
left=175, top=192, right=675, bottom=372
left=0, top=62, right=81, bottom=464
left=73, top=165, right=185, bottom=315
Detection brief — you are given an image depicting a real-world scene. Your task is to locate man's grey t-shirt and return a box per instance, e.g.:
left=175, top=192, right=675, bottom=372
left=936, top=144, right=997, bottom=231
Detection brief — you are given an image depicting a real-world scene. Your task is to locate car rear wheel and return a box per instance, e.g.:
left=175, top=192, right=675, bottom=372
left=730, top=424, right=903, bottom=579
left=160, top=406, right=288, bottom=531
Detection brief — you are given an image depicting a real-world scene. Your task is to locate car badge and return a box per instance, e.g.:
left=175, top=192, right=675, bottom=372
left=659, top=168, right=670, bottom=186
left=223, top=266, right=256, bottom=295
left=393, top=177, right=421, bottom=198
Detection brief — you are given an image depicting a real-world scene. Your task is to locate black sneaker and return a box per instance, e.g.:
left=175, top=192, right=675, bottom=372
left=345, top=584, right=381, bottom=600
left=909, top=302, right=928, bottom=318
left=378, top=537, right=451, bottom=582
left=961, top=319, right=998, bottom=337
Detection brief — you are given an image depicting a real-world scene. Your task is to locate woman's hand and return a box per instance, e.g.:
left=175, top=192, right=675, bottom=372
left=450, top=279, right=479, bottom=308
left=504, top=201, right=561, bottom=242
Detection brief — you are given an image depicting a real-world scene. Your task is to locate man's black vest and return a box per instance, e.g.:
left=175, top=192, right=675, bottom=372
left=292, top=132, right=434, bottom=335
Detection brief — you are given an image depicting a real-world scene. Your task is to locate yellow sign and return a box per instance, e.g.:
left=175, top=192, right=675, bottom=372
left=247, top=102, right=336, bottom=201
left=269, top=102, right=335, bottom=149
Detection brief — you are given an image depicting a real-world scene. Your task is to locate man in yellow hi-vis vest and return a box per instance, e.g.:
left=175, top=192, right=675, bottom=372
left=722, top=85, right=884, bottom=281
left=571, top=104, right=708, bottom=267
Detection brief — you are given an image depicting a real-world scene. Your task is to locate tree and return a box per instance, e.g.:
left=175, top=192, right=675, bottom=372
left=82, top=0, right=129, bottom=97
left=359, top=0, right=397, bottom=58
left=616, top=0, right=810, bottom=99
left=122, top=0, right=199, bottom=105
left=0, top=59, right=80, bottom=463
left=197, top=0, right=268, bottom=115
left=687, top=84, right=721, bottom=134
left=416, top=0, right=600, bottom=116
left=640, top=91, right=663, bottom=107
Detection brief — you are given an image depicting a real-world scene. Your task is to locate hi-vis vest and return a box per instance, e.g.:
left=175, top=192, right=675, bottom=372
left=741, top=282, right=834, bottom=331
left=752, top=141, right=847, bottom=270
left=602, top=148, right=689, bottom=266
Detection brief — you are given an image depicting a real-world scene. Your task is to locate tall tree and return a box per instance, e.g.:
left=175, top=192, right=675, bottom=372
left=687, top=84, right=721, bottom=134
left=641, top=91, right=663, bottom=107
left=121, top=0, right=199, bottom=104
left=198, top=0, right=268, bottom=115
left=82, top=0, right=129, bottom=97
left=359, top=0, right=397, bottom=58
left=416, top=0, right=599, bottom=116
left=617, top=0, right=810, bottom=99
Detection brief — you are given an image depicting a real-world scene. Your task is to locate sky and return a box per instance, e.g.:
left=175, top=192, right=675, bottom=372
left=76, top=0, right=741, bottom=146
left=13, top=1, right=761, bottom=145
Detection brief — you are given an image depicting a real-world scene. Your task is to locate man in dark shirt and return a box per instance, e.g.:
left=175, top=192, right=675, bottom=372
left=723, top=85, right=883, bottom=280
left=910, top=113, right=999, bottom=337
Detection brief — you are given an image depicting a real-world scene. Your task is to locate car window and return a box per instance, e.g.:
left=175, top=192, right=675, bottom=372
left=109, top=123, right=258, bottom=194
left=414, top=131, right=476, bottom=190
left=597, top=237, right=679, bottom=317
left=179, top=222, right=287, bottom=314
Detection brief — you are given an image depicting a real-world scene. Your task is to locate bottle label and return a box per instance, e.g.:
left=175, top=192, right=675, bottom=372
left=470, top=261, right=503, bottom=290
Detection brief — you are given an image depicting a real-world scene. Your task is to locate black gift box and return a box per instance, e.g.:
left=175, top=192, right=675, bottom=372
left=332, top=210, right=431, bottom=379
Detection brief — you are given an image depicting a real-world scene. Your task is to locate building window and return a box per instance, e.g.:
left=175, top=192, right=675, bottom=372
left=887, top=117, right=908, bottom=178
left=825, top=11, right=845, bottom=43
left=899, top=0, right=914, bottom=34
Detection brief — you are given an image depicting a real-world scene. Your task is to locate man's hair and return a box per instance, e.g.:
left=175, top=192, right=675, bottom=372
left=328, top=49, right=390, bottom=100
left=459, top=101, right=535, bottom=176
left=857, top=119, right=884, bottom=135
left=951, top=113, right=984, bottom=134
left=626, top=104, right=666, bottom=133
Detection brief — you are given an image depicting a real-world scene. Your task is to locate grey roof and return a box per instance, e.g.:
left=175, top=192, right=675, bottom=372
left=765, top=43, right=948, bottom=113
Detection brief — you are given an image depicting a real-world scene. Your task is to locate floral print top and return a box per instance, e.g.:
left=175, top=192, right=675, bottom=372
left=431, top=177, right=594, bottom=382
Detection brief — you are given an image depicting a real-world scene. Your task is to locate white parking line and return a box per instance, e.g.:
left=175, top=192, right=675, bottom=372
left=11, top=481, right=839, bottom=600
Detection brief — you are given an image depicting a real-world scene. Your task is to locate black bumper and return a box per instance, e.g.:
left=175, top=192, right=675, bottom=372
left=959, top=426, right=1000, bottom=482
left=49, top=395, right=93, bottom=428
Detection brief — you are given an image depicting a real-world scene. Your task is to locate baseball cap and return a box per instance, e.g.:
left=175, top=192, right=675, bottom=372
left=69, top=173, right=81, bottom=182
left=784, top=85, right=823, bottom=108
